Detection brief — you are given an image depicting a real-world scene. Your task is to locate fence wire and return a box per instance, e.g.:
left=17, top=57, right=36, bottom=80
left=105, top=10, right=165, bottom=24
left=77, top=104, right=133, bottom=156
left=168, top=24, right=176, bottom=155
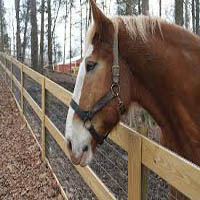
left=0, top=58, right=193, bottom=200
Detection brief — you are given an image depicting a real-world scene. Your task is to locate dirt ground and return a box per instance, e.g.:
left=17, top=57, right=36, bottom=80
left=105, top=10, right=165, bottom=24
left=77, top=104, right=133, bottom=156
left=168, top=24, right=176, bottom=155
left=0, top=79, right=64, bottom=200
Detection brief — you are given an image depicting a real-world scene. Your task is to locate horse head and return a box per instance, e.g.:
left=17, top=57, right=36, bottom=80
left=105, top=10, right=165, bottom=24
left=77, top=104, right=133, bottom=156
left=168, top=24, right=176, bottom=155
left=65, top=0, right=131, bottom=167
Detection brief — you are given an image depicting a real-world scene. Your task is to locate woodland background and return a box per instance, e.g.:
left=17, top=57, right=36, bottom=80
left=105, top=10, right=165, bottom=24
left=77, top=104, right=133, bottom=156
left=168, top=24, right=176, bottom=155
left=0, top=0, right=199, bottom=73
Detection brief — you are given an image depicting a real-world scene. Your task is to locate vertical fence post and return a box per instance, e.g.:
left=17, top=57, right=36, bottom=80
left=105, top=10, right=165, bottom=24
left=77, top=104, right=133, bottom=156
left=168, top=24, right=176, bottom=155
left=21, top=65, right=24, bottom=113
left=128, top=134, right=142, bottom=200
left=138, top=127, right=148, bottom=200
left=41, top=77, right=46, bottom=160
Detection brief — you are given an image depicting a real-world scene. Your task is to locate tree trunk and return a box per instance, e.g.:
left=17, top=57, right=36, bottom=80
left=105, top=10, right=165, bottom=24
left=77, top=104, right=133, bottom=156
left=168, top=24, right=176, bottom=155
left=141, top=0, right=149, bottom=15
left=80, top=0, right=83, bottom=59
left=47, top=0, right=53, bottom=70
left=30, top=0, right=38, bottom=71
left=70, top=0, right=72, bottom=72
left=159, top=0, right=162, bottom=17
left=126, top=0, right=133, bottom=15
left=52, top=0, right=62, bottom=37
left=192, top=0, right=196, bottom=32
left=0, top=0, right=4, bottom=52
left=196, top=0, right=200, bottom=34
left=63, top=1, right=68, bottom=64
left=85, top=0, right=88, bottom=32
left=185, top=0, right=190, bottom=29
left=175, top=0, right=184, bottom=26
left=15, top=0, right=21, bottom=60
left=12, top=17, right=16, bottom=56
left=138, top=0, right=141, bottom=14
left=22, top=0, right=30, bottom=62
left=40, top=0, right=45, bottom=72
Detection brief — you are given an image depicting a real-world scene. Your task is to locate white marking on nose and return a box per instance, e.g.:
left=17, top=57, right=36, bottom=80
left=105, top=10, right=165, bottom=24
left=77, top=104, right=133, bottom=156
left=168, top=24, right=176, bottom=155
left=65, top=44, right=94, bottom=153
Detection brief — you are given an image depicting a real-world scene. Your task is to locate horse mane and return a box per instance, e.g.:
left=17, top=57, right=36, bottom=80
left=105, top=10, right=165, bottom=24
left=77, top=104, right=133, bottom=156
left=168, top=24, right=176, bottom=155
left=113, top=15, right=164, bottom=41
left=86, top=14, right=200, bottom=49
left=85, top=15, right=165, bottom=47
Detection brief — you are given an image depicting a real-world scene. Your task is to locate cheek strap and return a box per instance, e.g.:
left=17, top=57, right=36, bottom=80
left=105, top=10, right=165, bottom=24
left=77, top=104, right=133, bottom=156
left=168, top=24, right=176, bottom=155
left=69, top=23, right=126, bottom=145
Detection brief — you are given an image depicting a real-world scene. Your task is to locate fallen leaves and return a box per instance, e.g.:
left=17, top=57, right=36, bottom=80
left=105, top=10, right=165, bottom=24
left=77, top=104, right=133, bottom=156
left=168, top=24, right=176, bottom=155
left=0, top=80, right=64, bottom=200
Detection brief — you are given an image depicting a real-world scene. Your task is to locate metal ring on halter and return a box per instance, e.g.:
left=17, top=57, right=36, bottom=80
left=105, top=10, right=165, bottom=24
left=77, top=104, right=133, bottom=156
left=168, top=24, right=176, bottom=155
left=84, top=118, right=92, bottom=129
left=111, top=83, right=120, bottom=97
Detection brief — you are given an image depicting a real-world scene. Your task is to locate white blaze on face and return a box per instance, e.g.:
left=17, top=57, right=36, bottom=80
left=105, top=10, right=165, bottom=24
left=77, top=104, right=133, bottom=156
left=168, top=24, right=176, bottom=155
left=65, top=44, right=94, bottom=165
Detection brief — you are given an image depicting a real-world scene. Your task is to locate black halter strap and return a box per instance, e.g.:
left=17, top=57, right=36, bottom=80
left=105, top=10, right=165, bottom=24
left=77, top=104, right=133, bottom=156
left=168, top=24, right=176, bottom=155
left=70, top=26, right=126, bottom=145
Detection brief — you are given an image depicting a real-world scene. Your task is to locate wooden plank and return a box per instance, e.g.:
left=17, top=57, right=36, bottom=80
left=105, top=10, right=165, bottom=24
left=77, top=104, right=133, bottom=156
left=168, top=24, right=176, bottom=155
left=0, top=60, right=12, bottom=79
left=45, top=77, right=72, bottom=106
left=13, top=93, right=23, bottom=115
left=41, top=77, right=46, bottom=160
left=45, top=158, right=69, bottom=200
left=23, top=89, right=43, bottom=120
left=45, top=116, right=115, bottom=200
left=5, top=54, right=22, bottom=70
left=11, top=63, right=13, bottom=92
left=142, top=137, right=200, bottom=200
left=23, top=114, right=68, bottom=200
left=5, top=67, right=12, bottom=79
left=128, top=133, right=141, bottom=200
left=0, top=61, right=5, bottom=69
left=23, top=64, right=43, bottom=85
left=11, top=86, right=68, bottom=200
left=13, top=74, right=22, bottom=90
left=109, top=123, right=135, bottom=152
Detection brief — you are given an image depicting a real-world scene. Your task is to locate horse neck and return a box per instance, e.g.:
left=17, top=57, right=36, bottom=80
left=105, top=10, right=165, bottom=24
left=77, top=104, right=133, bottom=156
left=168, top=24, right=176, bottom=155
left=118, top=23, right=200, bottom=166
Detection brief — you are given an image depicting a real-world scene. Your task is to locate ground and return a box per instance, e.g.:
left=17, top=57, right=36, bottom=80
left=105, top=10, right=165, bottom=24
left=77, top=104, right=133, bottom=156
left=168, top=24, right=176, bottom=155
left=0, top=79, right=64, bottom=200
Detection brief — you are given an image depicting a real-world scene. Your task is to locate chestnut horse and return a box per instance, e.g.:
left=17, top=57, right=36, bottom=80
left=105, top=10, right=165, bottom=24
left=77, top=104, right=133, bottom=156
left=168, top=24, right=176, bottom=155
left=65, top=0, right=200, bottom=170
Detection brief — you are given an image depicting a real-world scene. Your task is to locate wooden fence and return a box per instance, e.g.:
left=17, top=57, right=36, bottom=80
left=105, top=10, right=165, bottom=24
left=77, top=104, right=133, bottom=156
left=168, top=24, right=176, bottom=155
left=0, top=52, right=200, bottom=200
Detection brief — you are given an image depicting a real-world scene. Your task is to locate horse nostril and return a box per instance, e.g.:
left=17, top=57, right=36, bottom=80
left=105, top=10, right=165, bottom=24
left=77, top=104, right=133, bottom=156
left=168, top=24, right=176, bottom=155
left=67, top=139, right=72, bottom=151
left=82, top=145, right=88, bottom=152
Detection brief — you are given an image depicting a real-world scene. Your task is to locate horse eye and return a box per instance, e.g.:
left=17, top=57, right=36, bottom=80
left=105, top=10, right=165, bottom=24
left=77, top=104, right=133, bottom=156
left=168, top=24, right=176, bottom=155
left=86, top=62, right=97, bottom=72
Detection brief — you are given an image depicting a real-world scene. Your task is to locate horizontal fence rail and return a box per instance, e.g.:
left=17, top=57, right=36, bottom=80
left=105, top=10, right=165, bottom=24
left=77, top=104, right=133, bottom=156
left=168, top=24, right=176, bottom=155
left=0, top=52, right=200, bottom=200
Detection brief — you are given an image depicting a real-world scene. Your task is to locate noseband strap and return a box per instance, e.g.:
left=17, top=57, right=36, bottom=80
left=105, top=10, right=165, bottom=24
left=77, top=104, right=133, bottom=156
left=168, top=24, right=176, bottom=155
left=70, top=25, right=126, bottom=145
left=70, top=99, right=110, bottom=145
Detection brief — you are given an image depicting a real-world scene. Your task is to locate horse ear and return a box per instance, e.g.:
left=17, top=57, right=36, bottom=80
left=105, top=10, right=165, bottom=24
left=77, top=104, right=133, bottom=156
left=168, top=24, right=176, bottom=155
left=89, top=0, right=113, bottom=42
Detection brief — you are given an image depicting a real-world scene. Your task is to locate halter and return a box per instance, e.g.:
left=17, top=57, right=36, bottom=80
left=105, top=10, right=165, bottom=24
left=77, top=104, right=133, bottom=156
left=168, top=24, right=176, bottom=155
left=70, top=26, right=126, bottom=145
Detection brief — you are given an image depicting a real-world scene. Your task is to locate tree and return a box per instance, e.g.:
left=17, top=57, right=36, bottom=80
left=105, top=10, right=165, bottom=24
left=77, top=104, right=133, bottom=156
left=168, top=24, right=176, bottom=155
left=126, top=0, right=133, bottom=15
left=80, top=0, right=83, bottom=58
left=30, top=0, right=39, bottom=71
left=15, top=0, right=22, bottom=60
left=69, top=0, right=72, bottom=72
left=192, top=0, right=196, bottom=32
left=0, top=0, right=4, bottom=51
left=0, top=0, right=7, bottom=52
left=22, top=0, right=31, bottom=62
left=159, top=0, right=162, bottom=17
left=196, top=0, right=200, bottom=34
left=40, top=0, right=45, bottom=72
left=47, top=0, right=53, bottom=70
left=63, top=1, right=68, bottom=64
left=185, top=0, right=190, bottom=29
left=141, top=0, right=149, bottom=15
left=116, top=0, right=138, bottom=15
left=175, top=0, right=184, bottom=26
left=138, top=0, right=141, bottom=14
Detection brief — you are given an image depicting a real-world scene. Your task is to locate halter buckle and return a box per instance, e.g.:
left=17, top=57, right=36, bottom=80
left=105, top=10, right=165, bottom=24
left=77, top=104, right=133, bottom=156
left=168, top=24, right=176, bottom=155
left=83, top=111, right=93, bottom=129
left=111, top=83, right=120, bottom=97
left=84, top=119, right=92, bottom=129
